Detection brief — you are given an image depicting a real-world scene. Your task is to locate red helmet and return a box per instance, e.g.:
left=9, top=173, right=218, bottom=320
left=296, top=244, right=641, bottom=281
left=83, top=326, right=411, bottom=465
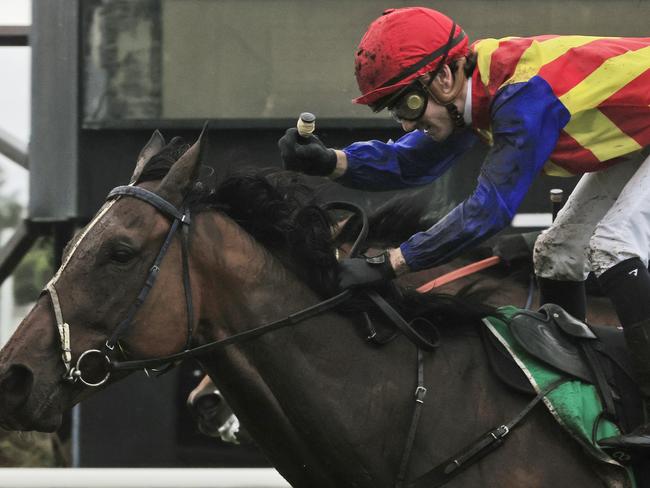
left=353, top=7, right=468, bottom=108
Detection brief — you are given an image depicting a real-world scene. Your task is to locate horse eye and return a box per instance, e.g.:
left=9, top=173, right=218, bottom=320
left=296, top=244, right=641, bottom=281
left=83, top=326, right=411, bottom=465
left=110, top=247, right=135, bottom=264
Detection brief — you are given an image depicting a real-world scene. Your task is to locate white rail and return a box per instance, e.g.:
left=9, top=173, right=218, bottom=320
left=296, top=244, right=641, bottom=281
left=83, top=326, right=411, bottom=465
left=0, top=468, right=291, bottom=488
left=511, top=212, right=552, bottom=228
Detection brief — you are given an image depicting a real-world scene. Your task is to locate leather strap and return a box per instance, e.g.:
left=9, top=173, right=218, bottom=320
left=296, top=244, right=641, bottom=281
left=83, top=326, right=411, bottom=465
left=364, top=312, right=400, bottom=345
left=106, top=216, right=183, bottom=349
left=410, top=379, right=565, bottom=488
left=395, top=348, right=426, bottom=488
left=111, top=289, right=355, bottom=371
left=46, top=284, right=73, bottom=378
left=108, top=186, right=188, bottom=222
left=320, top=201, right=368, bottom=258
left=180, top=211, right=194, bottom=349
left=580, top=342, right=617, bottom=421
left=366, top=290, right=440, bottom=351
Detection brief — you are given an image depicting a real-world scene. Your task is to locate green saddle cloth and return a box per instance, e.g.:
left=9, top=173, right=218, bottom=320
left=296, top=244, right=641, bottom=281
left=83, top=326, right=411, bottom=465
left=484, top=306, right=635, bottom=485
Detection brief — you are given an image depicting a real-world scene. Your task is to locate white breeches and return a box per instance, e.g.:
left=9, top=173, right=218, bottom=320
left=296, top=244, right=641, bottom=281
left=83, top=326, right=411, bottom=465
left=533, top=150, right=650, bottom=281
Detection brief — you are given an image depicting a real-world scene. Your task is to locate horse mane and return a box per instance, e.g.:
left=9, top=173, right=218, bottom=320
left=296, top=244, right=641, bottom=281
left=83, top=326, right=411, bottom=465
left=137, top=137, right=339, bottom=297
left=209, top=170, right=341, bottom=298
left=335, top=190, right=439, bottom=249
left=135, top=136, right=497, bottom=327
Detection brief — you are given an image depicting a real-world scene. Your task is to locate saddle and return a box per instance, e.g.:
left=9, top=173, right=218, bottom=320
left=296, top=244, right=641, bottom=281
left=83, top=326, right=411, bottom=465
left=481, top=304, right=644, bottom=434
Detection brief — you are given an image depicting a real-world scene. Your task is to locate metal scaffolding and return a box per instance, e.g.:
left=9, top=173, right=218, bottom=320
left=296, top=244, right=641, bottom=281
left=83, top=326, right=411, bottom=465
left=0, top=23, right=32, bottom=286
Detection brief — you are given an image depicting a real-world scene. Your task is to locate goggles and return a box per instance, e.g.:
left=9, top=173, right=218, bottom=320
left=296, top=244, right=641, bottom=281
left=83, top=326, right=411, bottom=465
left=386, top=76, right=437, bottom=122
left=388, top=83, right=429, bottom=122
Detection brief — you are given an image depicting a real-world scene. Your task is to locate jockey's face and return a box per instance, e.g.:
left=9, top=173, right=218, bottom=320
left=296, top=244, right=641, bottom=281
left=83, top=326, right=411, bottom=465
left=400, top=97, right=455, bottom=141
left=398, top=66, right=458, bottom=142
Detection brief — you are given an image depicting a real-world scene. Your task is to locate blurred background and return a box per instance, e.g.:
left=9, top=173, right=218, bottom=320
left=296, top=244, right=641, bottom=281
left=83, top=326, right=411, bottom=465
left=1, top=0, right=650, bottom=483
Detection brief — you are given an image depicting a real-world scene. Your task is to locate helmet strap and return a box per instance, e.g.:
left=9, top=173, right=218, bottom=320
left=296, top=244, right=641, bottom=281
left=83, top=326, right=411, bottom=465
left=445, top=103, right=466, bottom=129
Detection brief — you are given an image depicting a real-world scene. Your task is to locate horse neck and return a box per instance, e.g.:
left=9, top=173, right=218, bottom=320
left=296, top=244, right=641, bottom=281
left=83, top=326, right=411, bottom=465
left=194, top=210, right=372, bottom=377
left=193, top=211, right=323, bottom=329
left=194, top=211, right=368, bottom=485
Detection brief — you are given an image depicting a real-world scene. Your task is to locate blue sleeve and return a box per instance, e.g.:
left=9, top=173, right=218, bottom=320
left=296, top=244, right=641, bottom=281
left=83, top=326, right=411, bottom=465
left=400, top=76, right=571, bottom=271
left=337, top=129, right=477, bottom=191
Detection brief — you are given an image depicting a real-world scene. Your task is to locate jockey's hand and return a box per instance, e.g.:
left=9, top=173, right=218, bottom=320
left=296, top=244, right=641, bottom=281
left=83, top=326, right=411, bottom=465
left=493, top=231, right=538, bottom=265
left=278, top=128, right=337, bottom=176
left=338, top=252, right=396, bottom=290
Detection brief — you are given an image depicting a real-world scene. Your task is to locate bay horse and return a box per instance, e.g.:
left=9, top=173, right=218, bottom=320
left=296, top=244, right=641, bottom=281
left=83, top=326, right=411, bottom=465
left=0, top=131, right=630, bottom=487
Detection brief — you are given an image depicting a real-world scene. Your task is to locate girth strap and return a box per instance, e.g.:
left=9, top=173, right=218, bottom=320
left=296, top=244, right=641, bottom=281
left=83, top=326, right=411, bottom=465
left=396, top=348, right=426, bottom=488
left=580, top=341, right=617, bottom=421
left=409, top=379, right=566, bottom=488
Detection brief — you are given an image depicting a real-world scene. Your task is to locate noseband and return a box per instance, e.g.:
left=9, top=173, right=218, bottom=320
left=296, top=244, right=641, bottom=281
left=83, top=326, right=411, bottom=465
left=46, top=185, right=194, bottom=387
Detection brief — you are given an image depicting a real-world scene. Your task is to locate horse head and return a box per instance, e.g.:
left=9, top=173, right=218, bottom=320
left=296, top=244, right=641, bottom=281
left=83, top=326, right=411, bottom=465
left=0, top=130, right=205, bottom=432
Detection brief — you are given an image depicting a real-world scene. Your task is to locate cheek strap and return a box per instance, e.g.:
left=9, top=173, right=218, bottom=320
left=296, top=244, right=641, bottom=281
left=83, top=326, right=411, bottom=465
left=445, top=104, right=466, bottom=129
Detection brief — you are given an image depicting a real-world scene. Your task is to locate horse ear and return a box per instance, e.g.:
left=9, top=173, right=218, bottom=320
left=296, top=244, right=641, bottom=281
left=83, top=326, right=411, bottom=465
left=156, top=124, right=207, bottom=207
left=130, top=130, right=166, bottom=184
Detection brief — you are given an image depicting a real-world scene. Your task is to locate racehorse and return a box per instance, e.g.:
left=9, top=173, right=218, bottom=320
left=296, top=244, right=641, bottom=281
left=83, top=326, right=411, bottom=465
left=0, top=131, right=629, bottom=487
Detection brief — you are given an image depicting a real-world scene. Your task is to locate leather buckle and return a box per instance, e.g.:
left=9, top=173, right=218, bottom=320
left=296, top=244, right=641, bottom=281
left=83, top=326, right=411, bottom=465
left=366, top=252, right=388, bottom=265
left=492, top=425, right=509, bottom=439
left=415, top=386, right=427, bottom=403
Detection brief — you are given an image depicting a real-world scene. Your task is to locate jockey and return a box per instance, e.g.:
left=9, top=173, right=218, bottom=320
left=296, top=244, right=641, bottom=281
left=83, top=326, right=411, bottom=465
left=278, top=7, right=650, bottom=452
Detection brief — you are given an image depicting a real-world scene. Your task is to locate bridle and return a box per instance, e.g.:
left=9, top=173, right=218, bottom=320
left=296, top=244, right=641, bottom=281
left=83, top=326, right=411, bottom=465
left=45, top=185, right=195, bottom=387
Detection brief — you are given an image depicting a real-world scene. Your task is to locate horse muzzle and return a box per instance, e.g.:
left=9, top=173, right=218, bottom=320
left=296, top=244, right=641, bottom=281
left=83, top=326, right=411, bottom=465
left=0, top=363, right=33, bottom=412
left=0, top=363, right=63, bottom=432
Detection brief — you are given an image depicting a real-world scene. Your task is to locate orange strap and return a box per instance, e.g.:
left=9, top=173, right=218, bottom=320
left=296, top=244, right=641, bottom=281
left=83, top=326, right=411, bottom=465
left=416, top=256, right=501, bottom=294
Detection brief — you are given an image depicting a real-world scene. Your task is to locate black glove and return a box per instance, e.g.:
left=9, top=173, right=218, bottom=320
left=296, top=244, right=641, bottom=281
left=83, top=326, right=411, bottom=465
left=493, top=231, right=539, bottom=265
left=338, top=252, right=396, bottom=290
left=278, top=128, right=337, bottom=176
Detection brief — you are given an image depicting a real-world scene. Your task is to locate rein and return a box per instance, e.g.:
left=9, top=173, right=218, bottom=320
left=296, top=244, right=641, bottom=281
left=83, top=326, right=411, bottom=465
left=111, top=289, right=354, bottom=371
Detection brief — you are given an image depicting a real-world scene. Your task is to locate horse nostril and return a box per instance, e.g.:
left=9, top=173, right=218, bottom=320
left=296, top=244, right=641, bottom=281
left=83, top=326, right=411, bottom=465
left=0, top=364, right=34, bottom=411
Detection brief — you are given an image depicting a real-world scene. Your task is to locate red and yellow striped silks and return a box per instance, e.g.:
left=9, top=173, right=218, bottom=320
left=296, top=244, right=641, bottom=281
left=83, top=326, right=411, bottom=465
left=471, top=35, right=650, bottom=176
